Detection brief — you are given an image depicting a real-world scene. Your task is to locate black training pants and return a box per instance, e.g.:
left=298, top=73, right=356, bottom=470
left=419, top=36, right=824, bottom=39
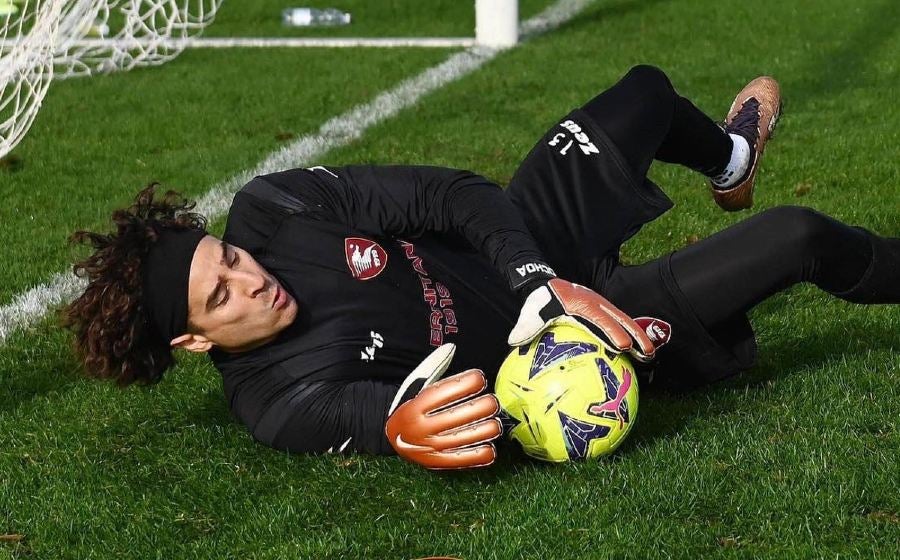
left=582, top=65, right=873, bottom=331
left=507, top=65, right=878, bottom=385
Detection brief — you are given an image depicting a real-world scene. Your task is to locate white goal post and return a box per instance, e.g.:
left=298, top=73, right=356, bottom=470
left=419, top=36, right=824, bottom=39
left=476, top=0, right=518, bottom=47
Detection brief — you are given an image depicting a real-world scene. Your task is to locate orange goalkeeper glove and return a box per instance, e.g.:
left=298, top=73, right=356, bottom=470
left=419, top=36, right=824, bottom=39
left=509, top=277, right=657, bottom=362
left=385, top=344, right=502, bottom=470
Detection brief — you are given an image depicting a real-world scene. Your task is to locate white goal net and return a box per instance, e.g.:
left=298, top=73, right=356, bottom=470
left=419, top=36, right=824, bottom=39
left=1, top=0, right=62, bottom=159
left=55, top=0, right=223, bottom=78
left=0, top=0, right=221, bottom=160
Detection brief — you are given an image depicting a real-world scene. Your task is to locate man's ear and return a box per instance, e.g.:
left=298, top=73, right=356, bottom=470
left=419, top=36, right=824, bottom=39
left=170, top=333, right=213, bottom=353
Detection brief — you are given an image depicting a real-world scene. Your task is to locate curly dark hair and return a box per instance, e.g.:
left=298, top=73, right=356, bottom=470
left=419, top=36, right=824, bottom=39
left=61, top=184, right=207, bottom=386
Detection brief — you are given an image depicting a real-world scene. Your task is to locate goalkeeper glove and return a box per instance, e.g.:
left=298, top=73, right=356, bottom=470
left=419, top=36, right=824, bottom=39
left=509, top=276, right=656, bottom=362
left=385, top=344, right=502, bottom=470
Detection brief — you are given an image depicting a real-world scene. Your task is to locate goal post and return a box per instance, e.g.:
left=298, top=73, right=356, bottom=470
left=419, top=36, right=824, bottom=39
left=475, top=0, right=519, bottom=47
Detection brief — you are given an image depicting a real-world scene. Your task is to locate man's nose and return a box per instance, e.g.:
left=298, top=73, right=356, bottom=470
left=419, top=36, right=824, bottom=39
left=232, top=269, right=268, bottom=297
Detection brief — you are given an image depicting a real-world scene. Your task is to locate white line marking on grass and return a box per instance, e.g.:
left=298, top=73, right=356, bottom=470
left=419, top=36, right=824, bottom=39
left=50, top=37, right=480, bottom=49
left=0, top=273, right=87, bottom=341
left=0, top=0, right=592, bottom=344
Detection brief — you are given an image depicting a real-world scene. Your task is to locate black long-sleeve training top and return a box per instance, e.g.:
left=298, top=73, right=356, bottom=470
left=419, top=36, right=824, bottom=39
left=209, top=165, right=551, bottom=455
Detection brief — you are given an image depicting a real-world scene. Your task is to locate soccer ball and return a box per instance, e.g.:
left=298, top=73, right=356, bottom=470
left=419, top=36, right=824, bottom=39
left=495, top=318, right=639, bottom=462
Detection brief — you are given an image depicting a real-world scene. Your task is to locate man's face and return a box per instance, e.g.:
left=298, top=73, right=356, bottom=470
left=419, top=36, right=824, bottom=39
left=184, top=235, right=298, bottom=353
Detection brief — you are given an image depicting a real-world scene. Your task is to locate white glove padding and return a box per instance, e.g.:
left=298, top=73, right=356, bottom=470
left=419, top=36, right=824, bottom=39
left=508, top=278, right=656, bottom=362
left=385, top=344, right=502, bottom=470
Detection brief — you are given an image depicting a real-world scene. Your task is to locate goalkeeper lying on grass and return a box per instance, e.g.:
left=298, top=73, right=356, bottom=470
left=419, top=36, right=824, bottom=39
left=64, top=66, right=899, bottom=469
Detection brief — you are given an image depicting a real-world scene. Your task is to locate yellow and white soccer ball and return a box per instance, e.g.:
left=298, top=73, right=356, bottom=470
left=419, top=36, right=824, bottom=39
left=496, top=318, right=639, bottom=462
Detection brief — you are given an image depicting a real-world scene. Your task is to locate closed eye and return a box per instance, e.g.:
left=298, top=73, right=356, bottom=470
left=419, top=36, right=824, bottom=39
left=205, top=278, right=228, bottom=311
left=218, top=287, right=229, bottom=307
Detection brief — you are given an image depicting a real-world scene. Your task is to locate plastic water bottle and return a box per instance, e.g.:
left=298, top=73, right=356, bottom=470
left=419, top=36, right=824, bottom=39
left=282, top=7, right=351, bottom=27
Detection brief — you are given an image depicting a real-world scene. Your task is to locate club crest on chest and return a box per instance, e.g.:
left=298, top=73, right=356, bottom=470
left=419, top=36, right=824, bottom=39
left=344, top=237, right=388, bottom=280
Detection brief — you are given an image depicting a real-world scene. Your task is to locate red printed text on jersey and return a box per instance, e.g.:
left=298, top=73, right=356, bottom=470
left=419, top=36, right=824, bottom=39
left=398, top=240, right=459, bottom=346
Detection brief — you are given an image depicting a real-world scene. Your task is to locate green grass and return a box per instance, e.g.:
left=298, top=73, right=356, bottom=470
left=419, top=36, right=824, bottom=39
left=1, top=0, right=899, bottom=558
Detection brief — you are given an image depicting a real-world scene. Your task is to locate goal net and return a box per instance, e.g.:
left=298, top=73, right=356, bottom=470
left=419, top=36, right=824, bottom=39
left=0, top=0, right=221, bottom=159
left=55, top=0, right=223, bottom=78
left=1, top=0, right=62, bottom=159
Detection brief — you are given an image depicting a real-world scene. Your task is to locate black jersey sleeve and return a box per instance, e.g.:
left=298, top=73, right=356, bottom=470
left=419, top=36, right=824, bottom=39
left=253, top=376, right=399, bottom=456
left=256, top=165, right=554, bottom=291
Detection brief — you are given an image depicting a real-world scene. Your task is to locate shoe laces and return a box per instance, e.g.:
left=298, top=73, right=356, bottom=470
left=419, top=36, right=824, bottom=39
left=726, top=97, right=760, bottom=149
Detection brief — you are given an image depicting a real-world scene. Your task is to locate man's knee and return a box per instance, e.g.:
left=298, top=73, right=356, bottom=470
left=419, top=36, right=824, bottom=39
left=756, top=206, right=838, bottom=255
left=622, top=64, right=674, bottom=96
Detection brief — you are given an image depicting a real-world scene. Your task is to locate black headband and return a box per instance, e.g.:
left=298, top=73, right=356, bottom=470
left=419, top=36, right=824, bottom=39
left=142, top=228, right=206, bottom=343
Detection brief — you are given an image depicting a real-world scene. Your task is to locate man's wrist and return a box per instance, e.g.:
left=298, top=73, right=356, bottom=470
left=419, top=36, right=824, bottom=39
left=507, top=257, right=556, bottom=294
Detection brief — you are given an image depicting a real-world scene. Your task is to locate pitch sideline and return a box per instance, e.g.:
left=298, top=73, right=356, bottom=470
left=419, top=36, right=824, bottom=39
left=0, top=0, right=593, bottom=344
